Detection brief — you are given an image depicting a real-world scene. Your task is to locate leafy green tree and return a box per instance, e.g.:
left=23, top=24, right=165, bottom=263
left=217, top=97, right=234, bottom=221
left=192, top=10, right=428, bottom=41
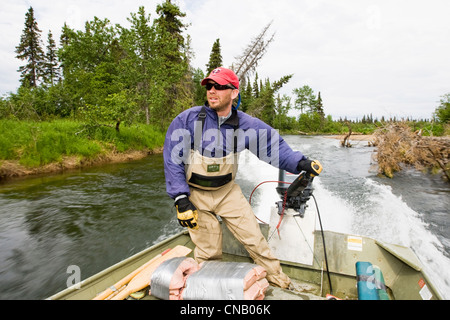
left=293, top=85, right=314, bottom=114
left=78, top=91, right=138, bottom=136
left=298, top=112, right=323, bottom=132
left=273, top=93, right=293, bottom=130
left=434, top=93, right=450, bottom=123
left=293, top=85, right=328, bottom=130
left=58, top=17, right=123, bottom=116
left=120, top=6, right=158, bottom=125
left=15, top=7, right=45, bottom=88
left=206, top=39, right=223, bottom=74
left=1, top=86, right=40, bottom=120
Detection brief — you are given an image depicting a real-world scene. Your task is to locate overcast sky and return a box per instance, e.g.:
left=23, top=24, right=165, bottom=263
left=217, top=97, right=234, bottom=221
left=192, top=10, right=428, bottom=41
left=1, top=0, right=449, bottom=120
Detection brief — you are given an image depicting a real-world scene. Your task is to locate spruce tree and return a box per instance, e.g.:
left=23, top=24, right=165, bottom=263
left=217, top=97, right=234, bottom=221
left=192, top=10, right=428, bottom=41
left=153, top=0, right=191, bottom=126
left=252, top=73, right=259, bottom=98
left=15, top=6, right=45, bottom=88
left=193, top=68, right=206, bottom=106
left=206, top=39, right=223, bottom=74
left=43, top=30, right=60, bottom=86
left=58, top=23, right=74, bottom=80
left=240, top=80, right=253, bottom=113
left=155, top=0, right=186, bottom=52
left=316, top=91, right=325, bottom=118
left=59, top=23, right=71, bottom=47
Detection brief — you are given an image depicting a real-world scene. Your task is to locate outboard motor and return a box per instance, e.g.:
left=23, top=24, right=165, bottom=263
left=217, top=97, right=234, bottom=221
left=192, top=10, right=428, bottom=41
left=275, top=169, right=314, bottom=217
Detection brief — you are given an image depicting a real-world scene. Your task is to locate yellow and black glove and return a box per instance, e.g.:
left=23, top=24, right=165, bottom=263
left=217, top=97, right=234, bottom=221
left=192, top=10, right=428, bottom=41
left=297, top=159, right=323, bottom=177
left=175, top=196, right=199, bottom=230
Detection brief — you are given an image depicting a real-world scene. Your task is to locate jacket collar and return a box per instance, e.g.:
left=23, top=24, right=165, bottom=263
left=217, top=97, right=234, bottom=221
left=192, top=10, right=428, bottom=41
left=204, top=102, right=239, bottom=128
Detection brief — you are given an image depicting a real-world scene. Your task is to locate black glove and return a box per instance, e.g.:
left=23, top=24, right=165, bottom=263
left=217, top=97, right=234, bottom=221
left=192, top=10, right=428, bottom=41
left=175, top=196, right=199, bottom=230
left=297, top=159, right=323, bottom=177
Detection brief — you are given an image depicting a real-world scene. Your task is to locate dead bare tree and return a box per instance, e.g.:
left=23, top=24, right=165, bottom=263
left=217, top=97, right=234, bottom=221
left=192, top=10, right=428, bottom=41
left=232, top=21, right=275, bottom=87
left=341, top=121, right=353, bottom=147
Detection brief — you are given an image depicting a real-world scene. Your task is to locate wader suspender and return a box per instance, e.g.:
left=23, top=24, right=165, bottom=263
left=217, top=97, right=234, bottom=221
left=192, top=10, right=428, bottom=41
left=199, top=106, right=207, bottom=137
left=196, top=106, right=238, bottom=152
left=192, top=106, right=207, bottom=152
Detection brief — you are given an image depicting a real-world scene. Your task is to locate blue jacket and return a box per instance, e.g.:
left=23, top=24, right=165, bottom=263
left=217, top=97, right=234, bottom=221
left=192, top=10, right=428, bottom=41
left=163, top=105, right=306, bottom=199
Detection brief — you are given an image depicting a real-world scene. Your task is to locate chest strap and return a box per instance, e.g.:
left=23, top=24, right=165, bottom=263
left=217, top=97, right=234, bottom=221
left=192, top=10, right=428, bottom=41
left=194, top=106, right=239, bottom=153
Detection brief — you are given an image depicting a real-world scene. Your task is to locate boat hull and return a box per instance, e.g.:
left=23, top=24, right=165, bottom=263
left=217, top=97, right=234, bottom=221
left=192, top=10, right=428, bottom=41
left=48, top=220, right=442, bottom=300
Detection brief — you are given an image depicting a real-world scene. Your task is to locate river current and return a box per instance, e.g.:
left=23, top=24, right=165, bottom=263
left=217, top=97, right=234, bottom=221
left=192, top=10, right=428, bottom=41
left=0, top=135, right=448, bottom=300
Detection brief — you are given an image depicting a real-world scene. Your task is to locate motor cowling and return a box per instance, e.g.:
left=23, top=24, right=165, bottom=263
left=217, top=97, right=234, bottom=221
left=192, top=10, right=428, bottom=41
left=275, top=169, right=314, bottom=217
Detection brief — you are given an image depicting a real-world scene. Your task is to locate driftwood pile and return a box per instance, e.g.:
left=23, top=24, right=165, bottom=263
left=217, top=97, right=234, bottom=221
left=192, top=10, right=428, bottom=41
left=373, top=123, right=449, bottom=181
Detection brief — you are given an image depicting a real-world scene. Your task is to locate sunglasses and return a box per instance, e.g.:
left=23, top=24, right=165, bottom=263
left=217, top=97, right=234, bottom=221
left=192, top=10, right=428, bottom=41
left=205, top=83, right=236, bottom=91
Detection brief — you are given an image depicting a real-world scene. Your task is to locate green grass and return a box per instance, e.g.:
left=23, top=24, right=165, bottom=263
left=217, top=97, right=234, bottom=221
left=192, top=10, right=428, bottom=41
left=0, top=119, right=165, bottom=168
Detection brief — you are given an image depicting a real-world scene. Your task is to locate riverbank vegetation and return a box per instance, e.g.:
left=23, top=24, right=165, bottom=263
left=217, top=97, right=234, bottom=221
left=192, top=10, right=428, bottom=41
left=0, top=119, right=164, bottom=179
left=1, top=2, right=449, bottom=180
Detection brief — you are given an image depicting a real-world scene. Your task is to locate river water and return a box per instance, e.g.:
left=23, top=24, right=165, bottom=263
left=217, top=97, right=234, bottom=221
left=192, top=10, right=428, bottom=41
left=0, top=136, right=449, bottom=300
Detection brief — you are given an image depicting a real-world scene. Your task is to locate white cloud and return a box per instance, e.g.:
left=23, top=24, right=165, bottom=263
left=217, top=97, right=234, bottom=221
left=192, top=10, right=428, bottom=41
left=2, top=0, right=449, bottom=120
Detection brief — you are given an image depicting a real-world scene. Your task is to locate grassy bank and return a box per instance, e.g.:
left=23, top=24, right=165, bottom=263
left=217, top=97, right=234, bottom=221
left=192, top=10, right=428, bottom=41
left=0, top=119, right=165, bottom=178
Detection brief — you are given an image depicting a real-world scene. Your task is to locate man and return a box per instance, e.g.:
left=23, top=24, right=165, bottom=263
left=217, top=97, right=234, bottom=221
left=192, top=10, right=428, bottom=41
left=163, top=67, right=322, bottom=288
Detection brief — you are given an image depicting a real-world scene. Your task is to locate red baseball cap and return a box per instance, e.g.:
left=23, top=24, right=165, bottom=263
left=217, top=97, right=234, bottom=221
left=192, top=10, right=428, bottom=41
left=201, top=67, right=239, bottom=89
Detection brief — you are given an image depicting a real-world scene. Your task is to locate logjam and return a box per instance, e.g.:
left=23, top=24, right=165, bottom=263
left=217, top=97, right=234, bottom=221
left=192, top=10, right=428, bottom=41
left=373, top=122, right=449, bottom=181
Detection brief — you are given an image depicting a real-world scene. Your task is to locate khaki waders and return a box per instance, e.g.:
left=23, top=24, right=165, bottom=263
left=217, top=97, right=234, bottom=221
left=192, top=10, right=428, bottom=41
left=185, top=150, right=291, bottom=288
